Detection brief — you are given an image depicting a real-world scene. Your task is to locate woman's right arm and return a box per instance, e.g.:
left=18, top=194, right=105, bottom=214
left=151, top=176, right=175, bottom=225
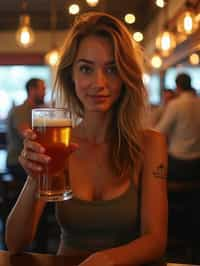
left=5, top=176, right=46, bottom=253
left=5, top=129, right=78, bottom=254
left=5, top=129, right=48, bottom=253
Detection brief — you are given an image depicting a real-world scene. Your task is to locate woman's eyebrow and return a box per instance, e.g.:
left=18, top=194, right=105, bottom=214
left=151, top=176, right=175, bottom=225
left=76, top=59, right=94, bottom=64
left=76, top=59, right=115, bottom=65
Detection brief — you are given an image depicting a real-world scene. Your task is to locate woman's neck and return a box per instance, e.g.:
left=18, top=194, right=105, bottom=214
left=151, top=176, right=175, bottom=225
left=79, top=112, right=113, bottom=144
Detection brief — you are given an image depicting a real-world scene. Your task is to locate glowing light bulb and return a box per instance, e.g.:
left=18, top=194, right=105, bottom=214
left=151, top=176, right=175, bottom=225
left=16, top=15, right=35, bottom=48
left=189, top=53, right=199, bottom=65
left=177, top=11, right=198, bottom=35
left=155, top=0, right=165, bottom=8
left=45, top=48, right=60, bottom=66
left=156, top=30, right=176, bottom=56
left=151, top=54, right=162, bottom=69
left=86, top=0, right=99, bottom=7
left=133, top=32, right=143, bottom=42
left=69, top=4, right=80, bottom=15
left=124, top=13, right=136, bottom=24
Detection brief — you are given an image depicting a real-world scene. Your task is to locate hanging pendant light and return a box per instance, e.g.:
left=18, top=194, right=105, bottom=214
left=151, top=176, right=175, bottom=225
left=150, top=51, right=163, bottom=69
left=45, top=47, right=60, bottom=67
left=189, top=53, right=199, bottom=65
left=45, top=0, right=60, bottom=66
left=155, top=29, right=176, bottom=57
left=16, top=14, right=35, bottom=48
left=177, top=10, right=199, bottom=35
left=155, top=2, right=176, bottom=57
left=155, top=0, right=165, bottom=8
left=86, top=0, right=99, bottom=7
left=16, top=1, right=35, bottom=48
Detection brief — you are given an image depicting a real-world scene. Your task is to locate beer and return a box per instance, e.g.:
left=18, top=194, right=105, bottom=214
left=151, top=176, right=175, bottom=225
left=32, top=108, right=72, bottom=201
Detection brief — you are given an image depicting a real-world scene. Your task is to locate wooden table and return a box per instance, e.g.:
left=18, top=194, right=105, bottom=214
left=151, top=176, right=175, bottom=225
left=0, top=250, right=198, bottom=266
left=0, top=250, right=84, bottom=266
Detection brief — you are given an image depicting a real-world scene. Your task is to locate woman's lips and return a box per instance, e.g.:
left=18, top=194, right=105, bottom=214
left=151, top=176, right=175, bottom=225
left=88, top=95, right=109, bottom=101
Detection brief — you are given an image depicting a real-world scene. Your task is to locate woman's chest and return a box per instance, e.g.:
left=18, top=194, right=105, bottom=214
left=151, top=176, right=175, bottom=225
left=68, top=144, right=131, bottom=200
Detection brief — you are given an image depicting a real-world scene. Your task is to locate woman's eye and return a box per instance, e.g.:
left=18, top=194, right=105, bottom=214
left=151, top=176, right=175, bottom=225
left=79, top=65, right=92, bottom=74
left=106, top=66, right=118, bottom=75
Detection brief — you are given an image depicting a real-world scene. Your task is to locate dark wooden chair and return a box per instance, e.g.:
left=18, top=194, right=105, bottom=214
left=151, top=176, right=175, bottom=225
left=167, top=179, right=200, bottom=263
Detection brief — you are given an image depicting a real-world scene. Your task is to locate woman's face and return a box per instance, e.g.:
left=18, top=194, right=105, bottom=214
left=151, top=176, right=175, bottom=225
left=72, top=35, right=123, bottom=113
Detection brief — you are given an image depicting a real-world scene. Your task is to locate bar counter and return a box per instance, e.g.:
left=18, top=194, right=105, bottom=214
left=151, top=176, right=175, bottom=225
left=0, top=250, right=198, bottom=266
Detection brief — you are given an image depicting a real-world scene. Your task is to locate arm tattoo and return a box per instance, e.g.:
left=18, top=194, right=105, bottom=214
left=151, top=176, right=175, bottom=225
left=153, top=164, right=167, bottom=179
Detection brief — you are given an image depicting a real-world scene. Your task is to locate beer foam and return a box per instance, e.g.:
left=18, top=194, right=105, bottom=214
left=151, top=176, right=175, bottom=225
left=33, top=117, right=72, bottom=127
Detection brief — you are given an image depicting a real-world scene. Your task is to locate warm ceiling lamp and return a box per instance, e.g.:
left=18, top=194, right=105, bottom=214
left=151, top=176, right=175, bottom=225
left=189, top=53, right=199, bottom=65
left=133, top=32, right=143, bottom=42
left=155, top=29, right=176, bottom=57
left=45, top=0, right=60, bottom=66
left=151, top=52, right=163, bottom=69
left=86, top=0, right=99, bottom=7
left=124, top=13, right=136, bottom=24
left=155, top=1, right=177, bottom=57
left=45, top=48, right=60, bottom=66
left=16, top=1, right=35, bottom=48
left=177, top=10, right=199, bottom=35
left=155, top=0, right=165, bottom=8
left=16, top=15, right=35, bottom=48
left=68, top=4, right=80, bottom=15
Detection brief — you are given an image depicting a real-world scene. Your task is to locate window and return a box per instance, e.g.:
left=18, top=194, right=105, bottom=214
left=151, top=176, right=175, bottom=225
left=164, top=66, right=200, bottom=94
left=146, top=73, right=161, bottom=105
left=0, top=65, right=52, bottom=123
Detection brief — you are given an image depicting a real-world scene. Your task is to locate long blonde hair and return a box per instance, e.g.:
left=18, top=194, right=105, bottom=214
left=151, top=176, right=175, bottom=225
left=55, top=12, right=147, bottom=177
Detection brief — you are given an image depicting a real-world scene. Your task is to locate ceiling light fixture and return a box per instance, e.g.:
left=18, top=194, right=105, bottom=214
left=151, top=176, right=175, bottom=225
left=69, top=4, right=80, bottom=15
left=45, top=0, right=60, bottom=66
left=151, top=52, right=163, bottom=69
left=177, top=2, right=199, bottom=35
left=16, top=0, right=35, bottom=48
left=189, top=53, right=199, bottom=65
left=133, top=32, right=144, bottom=42
left=155, top=29, right=176, bottom=56
left=155, top=3, right=176, bottom=57
left=86, top=0, right=99, bottom=7
left=155, top=0, right=165, bottom=8
left=124, top=13, right=136, bottom=24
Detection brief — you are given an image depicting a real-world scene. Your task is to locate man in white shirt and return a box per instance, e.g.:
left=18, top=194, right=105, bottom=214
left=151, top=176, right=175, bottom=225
left=155, top=73, right=200, bottom=179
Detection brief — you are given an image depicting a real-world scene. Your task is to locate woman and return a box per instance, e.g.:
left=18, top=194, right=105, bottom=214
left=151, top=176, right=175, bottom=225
left=6, top=12, right=168, bottom=266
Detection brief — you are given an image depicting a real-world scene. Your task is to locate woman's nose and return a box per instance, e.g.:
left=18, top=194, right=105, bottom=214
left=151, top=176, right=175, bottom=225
left=95, top=69, right=107, bottom=88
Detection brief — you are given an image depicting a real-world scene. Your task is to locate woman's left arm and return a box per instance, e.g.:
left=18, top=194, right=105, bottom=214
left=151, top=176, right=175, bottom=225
left=79, top=130, right=168, bottom=266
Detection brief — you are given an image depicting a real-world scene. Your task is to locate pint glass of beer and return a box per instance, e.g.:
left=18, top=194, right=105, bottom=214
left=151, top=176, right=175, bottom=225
left=32, top=108, right=72, bottom=201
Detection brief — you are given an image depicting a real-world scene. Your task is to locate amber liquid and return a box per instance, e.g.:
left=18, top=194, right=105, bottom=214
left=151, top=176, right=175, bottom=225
left=33, top=125, right=72, bottom=201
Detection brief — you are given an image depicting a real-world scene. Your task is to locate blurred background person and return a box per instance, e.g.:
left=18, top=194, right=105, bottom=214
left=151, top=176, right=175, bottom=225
left=151, top=88, right=176, bottom=127
left=155, top=73, right=200, bottom=180
left=6, top=78, right=46, bottom=183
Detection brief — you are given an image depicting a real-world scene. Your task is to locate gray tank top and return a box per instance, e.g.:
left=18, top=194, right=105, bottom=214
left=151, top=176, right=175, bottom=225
left=56, top=179, right=140, bottom=252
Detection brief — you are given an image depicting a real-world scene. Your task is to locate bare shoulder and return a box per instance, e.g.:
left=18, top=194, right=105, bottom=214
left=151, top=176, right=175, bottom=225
left=142, top=129, right=166, bottom=143
left=142, top=129, right=166, bottom=148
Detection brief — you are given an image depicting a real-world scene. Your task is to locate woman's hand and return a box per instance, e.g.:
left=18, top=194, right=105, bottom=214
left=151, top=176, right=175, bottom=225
left=19, top=129, right=78, bottom=180
left=78, top=252, right=114, bottom=266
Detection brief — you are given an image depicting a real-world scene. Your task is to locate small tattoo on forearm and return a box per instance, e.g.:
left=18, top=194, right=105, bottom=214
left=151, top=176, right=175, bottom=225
left=153, top=164, right=167, bottom=179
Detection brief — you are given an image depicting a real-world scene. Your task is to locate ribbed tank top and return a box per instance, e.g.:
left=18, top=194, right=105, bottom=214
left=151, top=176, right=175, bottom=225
left=56, top=179, right=140, bottom=252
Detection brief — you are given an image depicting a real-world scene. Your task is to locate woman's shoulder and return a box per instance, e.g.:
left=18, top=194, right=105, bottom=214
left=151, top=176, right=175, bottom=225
left=141, top=129, right=166, bottom=149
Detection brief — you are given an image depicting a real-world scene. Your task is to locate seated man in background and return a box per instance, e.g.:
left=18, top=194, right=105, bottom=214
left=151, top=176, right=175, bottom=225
left=155, top=73, right=200, bottom=180
left=6, top=78, right=46, bottom=182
